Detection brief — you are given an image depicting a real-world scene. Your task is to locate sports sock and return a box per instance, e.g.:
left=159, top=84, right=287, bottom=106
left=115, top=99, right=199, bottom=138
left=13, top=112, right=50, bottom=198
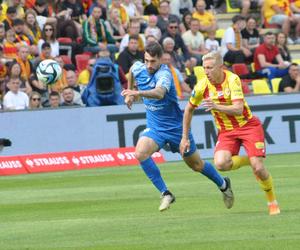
left=257, top=174, right=276, bottom=203
left=231, top=156, right=250, bottom=170
left=201, top=161, right=225, bottom=189
left=140, top=157, right=167, bottom=193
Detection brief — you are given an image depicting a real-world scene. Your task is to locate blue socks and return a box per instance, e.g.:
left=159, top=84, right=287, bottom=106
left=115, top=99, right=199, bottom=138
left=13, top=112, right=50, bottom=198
left=201, top=161, right=225, bottom=189
left=140, top=157, right=167, bottom=193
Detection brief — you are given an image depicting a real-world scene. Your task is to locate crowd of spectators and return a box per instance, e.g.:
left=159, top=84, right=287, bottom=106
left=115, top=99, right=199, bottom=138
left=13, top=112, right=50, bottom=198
left=0, top=0, right=300, bottom=111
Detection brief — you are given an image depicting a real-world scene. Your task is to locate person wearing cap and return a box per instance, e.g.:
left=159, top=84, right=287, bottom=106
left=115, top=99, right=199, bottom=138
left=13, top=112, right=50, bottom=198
left=32, top=42, right=53, bottom=70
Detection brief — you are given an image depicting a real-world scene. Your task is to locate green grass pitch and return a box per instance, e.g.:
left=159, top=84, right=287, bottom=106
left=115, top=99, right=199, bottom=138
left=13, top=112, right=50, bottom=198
left=0, top=153, right=299, bottom=250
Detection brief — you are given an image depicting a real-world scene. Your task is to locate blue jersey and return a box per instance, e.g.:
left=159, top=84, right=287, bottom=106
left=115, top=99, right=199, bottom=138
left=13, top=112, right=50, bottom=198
left=131, top=61, right=183, bottom=132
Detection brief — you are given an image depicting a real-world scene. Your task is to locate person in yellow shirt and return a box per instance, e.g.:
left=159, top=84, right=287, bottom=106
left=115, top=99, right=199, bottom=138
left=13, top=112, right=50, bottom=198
left=180, top=51, right=280, bottom=216
left=263, top=0, right=300, bottom=43
left=78, top=57, right=96, bottom=85
left=192, top=0, right=217, bottom=34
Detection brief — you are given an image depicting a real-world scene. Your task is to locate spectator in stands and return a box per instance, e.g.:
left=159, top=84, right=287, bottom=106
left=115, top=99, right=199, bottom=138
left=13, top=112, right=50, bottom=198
left=3, top=29, right=20, bottom=59
left=162, top=37, right=186, bottom=72
left=221, top=15, right=252, bottom=64
left=15, top=45, right=34, bottom=81
left=144, top=15, right=162, bottom=41
left=241, top=15, right=260, bottom=56
left=145, top=34, right=158, bottom=45
left=61, top=86, right=80, bottom=106
left=143, top=0, right=159, bottom=16
left=61, top=0, right=87, bottom=36
left=65, top=69, right=84, bottom=106
left=0, top=24, right=5, bottom=44
left=122, top=0, right=143, bottom=20
left=82, top=6, right=117, bottom=55
left=161, top=52, right=192, bottom=98
left=156, top=0, right=180, bottom=34
left=276, top=32, right=292, bottom=63
left=110, top=0, right=130, bottom=30
left=119, top=20, right=145, bottom=53
left=278, top=63, right=300, bottom=92
left=50, top=56, right=68, bottom=93
left=29, top=91, right=43, bottom=109
left=205, top=29, right=220, bottom=52
left=24, top=9, right=42, bottom=45
left=12, top=18, right=37, bottom=55
left=192, top=0, right=217, bottom=34
left=33, top=42, right=53, bottom=70
left=117, top=35, right=144, bottom=74
left=161, top=19, right=196, bottom=69
left=170, top=0, right=193, bottom=18
left=179, top=11, right=192, bottom=33
left=239, top=0, right=261, bottom=16
left=38, top=23, right=59, bottom=57
left=88, top=0, right=107, bottom=19
left=78, top=57, right=96, bottom=86
left=2, top=0, right=25, bottom=19
left=263, top=0, right=300, bottom=44
left=3, top=77, right=29, bottom=110
left=5, top=60, right=32, bottom=95
left=254, top=32, right=289, bottom=81
left=48, top=91, right=61, bottom=108
left=2, top=6, right=18, bottom=32
left=105, top=7, right=126, bottom=42
left=182, top=18, right=208, bottom=65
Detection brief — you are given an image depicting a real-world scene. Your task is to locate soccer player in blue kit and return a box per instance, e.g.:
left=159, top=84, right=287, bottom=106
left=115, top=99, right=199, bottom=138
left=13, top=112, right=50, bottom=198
left=121, top=42, right=234, bottom=212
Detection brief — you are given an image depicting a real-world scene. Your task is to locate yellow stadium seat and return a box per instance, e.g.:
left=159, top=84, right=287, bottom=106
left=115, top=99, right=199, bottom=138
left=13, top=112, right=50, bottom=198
left=215, top=29, right=225, bottom=39
left=252, top=79, right=272, bottom=94
left=271, top=78, right=281, bottom=93
left=292, top=59, right=300, bottom=65
left=225, top=0, right=241, bottom=13
left=193, top=66, right=206, bottom=81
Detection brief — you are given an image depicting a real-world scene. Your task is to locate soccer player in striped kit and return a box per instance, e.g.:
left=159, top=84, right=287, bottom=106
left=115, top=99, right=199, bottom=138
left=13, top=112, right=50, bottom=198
left=181, top=51, right=280, bottom=215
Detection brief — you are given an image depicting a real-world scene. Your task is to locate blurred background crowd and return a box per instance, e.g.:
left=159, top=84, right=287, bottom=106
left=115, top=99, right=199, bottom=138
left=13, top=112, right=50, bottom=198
left=0, top=0, right=300, bottom=111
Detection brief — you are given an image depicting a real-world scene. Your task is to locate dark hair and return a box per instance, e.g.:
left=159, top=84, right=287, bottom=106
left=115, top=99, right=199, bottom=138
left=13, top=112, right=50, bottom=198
left=50, top=91, right=60, bottom=97
left=232, top=15, right=245, bottom=24
left=7, top=6, right=17, bottom=14
left=129, top=34, right=139, bottom=41
left=36, top=0, right=47, bottom=6
left=145, top=42, right=163, bottom=58
left=41, top=42, right=51, bottom=49
left=13, top=18, right=25, bottom=26
left=289, top=63, right=299, bottom=68
left=265, top=31, right=274, bottom=36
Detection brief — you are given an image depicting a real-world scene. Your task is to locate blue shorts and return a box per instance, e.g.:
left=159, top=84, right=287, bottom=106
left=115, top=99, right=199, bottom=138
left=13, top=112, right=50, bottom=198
left=141, top=127, right=197, bottom=157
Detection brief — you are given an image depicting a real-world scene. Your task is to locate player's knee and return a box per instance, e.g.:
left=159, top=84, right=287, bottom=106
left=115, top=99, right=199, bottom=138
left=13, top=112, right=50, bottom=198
left=214, top=158, right=231, bottom=171
left=135, top=150, right=148, bottom=162
left=252, top=164, right=265, bottom=177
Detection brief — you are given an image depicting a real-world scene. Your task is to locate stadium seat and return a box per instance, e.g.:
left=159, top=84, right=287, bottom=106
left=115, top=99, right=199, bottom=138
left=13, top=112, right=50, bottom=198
left=225, top=0, right=241, bottom=13
left=75, top=54, right=91, bottom=73
left=60, top=55, right=72, bottom=65
left=57, top=37, right=73, bottom=44
left=193, top=66, right=206, bottom=81
left=215, top=29, right=225, bottom=40
left=241, top=82, right=251, bottom=94
left=232, top=63, right=252, bottom=84
left=292, top=59, right=300, bottom=65
left=271, top=78, right=281, bottom=93
left=252, top=79, right=272, bottom=94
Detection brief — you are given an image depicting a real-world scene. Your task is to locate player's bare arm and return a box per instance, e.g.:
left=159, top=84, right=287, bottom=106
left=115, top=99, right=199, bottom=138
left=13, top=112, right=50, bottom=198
left=180, top=102, right=196, bottom=155
left=202, top=98, right=244, bottom=115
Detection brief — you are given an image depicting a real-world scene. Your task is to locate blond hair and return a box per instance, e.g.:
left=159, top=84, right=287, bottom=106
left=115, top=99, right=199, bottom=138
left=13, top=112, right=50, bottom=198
left=202, top=51, right=223, bottom=66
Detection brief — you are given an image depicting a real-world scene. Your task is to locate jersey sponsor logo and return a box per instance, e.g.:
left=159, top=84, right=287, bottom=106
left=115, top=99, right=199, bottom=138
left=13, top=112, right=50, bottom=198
left=255, top=142, right=265, bottom=149
left=217, top=91, right=223, bottom=97
left=224, top=88, right=231, bottom=96
left=144, top=104, right=163, bottom=111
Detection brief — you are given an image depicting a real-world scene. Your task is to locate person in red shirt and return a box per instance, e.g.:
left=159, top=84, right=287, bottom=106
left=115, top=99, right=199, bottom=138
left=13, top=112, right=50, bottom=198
left=254, top=32, right=289, bottom=81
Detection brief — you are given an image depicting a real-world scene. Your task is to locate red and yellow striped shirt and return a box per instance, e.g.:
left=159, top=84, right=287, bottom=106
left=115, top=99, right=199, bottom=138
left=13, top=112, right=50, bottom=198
left=189, top=70, right=252, bottom=132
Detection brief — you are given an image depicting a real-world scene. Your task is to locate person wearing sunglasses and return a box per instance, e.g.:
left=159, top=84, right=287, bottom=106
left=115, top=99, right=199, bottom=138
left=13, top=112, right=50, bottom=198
left=37, top=23, right=59, bottom=57
left=29, top=91, right=42, bottom=109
